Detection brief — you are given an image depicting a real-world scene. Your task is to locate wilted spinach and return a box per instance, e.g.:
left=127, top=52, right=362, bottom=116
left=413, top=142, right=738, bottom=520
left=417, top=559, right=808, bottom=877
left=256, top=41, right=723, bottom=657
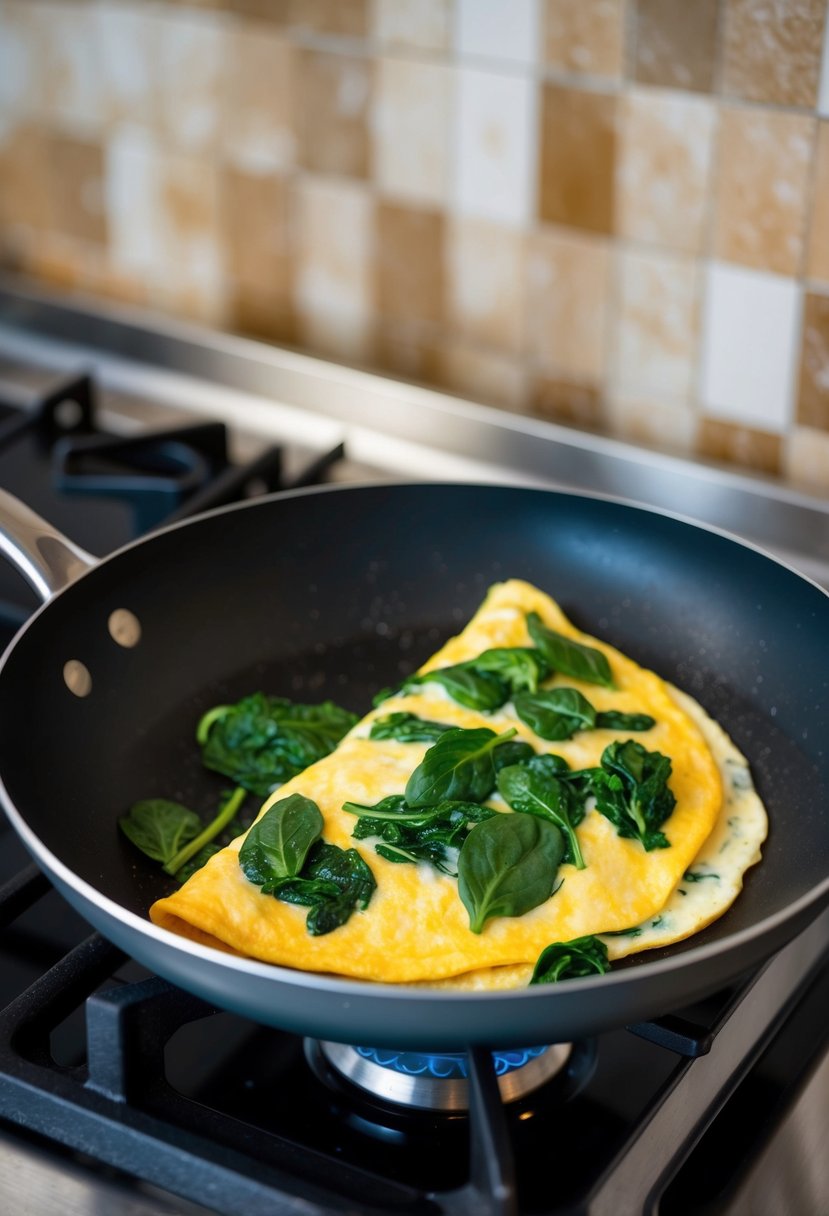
left=527, top=613, right=614, bottom=688
left=404, top=726, right=517, bottom=807
left=120, top=786, right=248, bottom=879
left=344, top=795, right=495, bottom=876
left=468, top=647, right=550, bottom=694
left=496, top=758, right=587, bottom=870
left=458, top=812, right=564, bottom=934
left=197, top=693, right=358, bottom=796
left=374, top=666, right=510, bottom=712
left=529, top=935, right=609, bottom=984
left=595, top=710, right=656, bottom=732
left=238, top=793, right=324, bottom=890
left=513, top=687, right=597, bottom=741
left=368, top=712, right=454, bottom=743
left=272, top=841, right=376, bottom=936
left=592, top=739, right=676, bottom=851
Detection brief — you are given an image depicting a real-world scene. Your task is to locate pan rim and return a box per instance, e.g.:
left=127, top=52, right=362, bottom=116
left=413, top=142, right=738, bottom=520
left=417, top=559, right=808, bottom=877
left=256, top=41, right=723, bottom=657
left=1, top=479, right=827, bottom=1005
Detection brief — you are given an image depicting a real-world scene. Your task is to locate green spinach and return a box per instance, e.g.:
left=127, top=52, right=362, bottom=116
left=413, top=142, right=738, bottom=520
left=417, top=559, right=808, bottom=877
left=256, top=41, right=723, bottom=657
left=376, top=666, right=510, bottom=712
left=529, top=935, right=610, bottom=984
left=527, top=612, right=613, bottom=688
left=513, top=687, right=597, bottom=740
left=273, top=841, right=376, bottom=935
left=468, top=647, right=550, bottom=694
left=197, top=693, right=358, bottom=796
left=368, top=712, right=454, bottom=742
left=238, top=793, right=324, bottom=891
left=458, top=811, right=564, bottom=934
left=496, top=760, right=586, bottom=870
left=592, top=740, right=676, bottom=851
left=120, top=786, right=248, bottom=878
left=344, top=795, right=495, bottom=876
left=595, top=710, right=656, bottom=732
left=404, top=727, right=517, bottom=807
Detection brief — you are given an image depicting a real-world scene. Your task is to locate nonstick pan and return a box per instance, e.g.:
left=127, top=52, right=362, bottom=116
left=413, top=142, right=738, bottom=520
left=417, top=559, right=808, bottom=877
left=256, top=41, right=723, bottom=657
left=0, top=482, right=827, bottom=1051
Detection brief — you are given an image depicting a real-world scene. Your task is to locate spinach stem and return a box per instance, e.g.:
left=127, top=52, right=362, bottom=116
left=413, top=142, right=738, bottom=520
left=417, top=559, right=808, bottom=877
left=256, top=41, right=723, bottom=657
left=195, top=704, right=231, bottom=746
left=163, top=785, right=247, bottom=875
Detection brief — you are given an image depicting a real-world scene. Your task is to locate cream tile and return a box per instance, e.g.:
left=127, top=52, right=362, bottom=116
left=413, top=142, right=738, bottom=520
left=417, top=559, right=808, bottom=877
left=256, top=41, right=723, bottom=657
left=223, top=21, right=295, bottom=173
left=297, top=50, right=372, bottom=178
left=373, top=57, right=452, bottom=206
left=446, top=218, right=525, bottom=354
left=722, top=0, right=826, bottom=108
left=454, top=66, right=537, bottom=227
left=154, top=7, right=227, bottom=153
left=712, top=106, right=814, bottom=277
left=633, top=0, right=719, bottom=94
left=294, top=177, right=373, bottom=361
left=525, top=227, right=612, bottom=379
left=807, top=122, right=829, bottom=282
left=34, top=1, right=104, bottom=136
left=606, top=391, right=697, bottom=455
left=543, top=0, right=625, bottom=79
left=617, top=89, right=716, bottom=256
left=455, top=0, right=541, bottom=65
left=614, top=248, right=700, bottom=401
left=95, top=2, right=156, bottom=128
left=820, top=13, right=829, bottom=116
left=155, top=151, right=226, bottom=323
left=784, top=426, right=829, bottom=490
left=0, top=1, right=39, bottom=116
left=290, top=0, right=369, bottom=37
left=105, top=125, right=164, bottom=276
left=700, top=262, right=802, bottom=431
left=438, top=339, right=529, bottom=411
left=373, top=0, right=452, bottom=50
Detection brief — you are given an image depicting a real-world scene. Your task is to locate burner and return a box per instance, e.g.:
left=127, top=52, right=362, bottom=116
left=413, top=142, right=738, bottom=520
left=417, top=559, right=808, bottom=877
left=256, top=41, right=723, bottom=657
left=313, top=1041, right=572, bottom=1111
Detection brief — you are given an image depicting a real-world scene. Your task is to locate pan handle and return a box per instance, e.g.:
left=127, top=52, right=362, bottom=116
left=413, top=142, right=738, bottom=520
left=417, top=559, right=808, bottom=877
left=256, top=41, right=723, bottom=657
left=0, top=488, right=96, bottom=602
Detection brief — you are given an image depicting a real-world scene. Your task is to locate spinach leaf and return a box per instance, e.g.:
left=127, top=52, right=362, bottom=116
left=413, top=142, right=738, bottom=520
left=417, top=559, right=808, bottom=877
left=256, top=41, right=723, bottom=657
left=683, top=869, right=720, bottom=883
left=513, top=687, right=597, bottom=741
left=386, top=666, right=510, bottom=711
left=492, top=739, right=536, bottom=772
left=344, top=796, right=495, bottom=876
left=591, top=740, right=676, bottom=851
left=529, top=936, right=609, bottom=984
left=496, top=762, right=586, bottom=869
left=458, top=812, right=564, bottom=934
left=273, top=841, right=376, bottom=936
left=198, top=693, right=358, bottom=796
left=119, top=799, right=201, bottom=866
left=527, top=612, right=613, bottom=688
left=405, top=727, right=517, bottom=807
left=595, top=711, right=656, bottom=732
left=369, top=712, right=454, bottom=742
left=120, top=786, right=248, bottom=877
left=238, top=793, right=324, bottom=891
left=468, top=647, right=550, bottom=694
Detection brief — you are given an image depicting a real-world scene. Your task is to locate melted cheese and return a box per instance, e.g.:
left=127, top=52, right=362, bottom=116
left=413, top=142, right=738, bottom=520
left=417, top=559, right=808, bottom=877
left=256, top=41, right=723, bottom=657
left=151, top=580, right=734, bottom=985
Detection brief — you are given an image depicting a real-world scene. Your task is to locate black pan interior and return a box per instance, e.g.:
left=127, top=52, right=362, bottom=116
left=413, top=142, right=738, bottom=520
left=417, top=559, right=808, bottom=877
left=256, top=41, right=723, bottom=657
left=1, top=483, right=826, bottom=966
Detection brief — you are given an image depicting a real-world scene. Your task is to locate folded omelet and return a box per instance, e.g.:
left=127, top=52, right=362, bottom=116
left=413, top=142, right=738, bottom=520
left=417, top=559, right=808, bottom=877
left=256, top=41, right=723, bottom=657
left=151, top=580, right=766, bottom=986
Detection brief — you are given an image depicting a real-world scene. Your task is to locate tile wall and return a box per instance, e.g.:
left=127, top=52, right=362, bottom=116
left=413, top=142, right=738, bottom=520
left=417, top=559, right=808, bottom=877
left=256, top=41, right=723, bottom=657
left=2, top=0, right=829, bottom=490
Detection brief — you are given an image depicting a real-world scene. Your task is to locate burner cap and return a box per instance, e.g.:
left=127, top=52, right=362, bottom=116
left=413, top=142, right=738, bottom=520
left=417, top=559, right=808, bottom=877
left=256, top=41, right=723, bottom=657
left=315, top=1041, right=572, bottom=1111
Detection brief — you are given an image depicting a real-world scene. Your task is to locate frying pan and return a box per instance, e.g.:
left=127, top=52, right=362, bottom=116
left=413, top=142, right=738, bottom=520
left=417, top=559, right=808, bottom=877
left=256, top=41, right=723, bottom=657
left=0, top=482, right=827, bottom=1051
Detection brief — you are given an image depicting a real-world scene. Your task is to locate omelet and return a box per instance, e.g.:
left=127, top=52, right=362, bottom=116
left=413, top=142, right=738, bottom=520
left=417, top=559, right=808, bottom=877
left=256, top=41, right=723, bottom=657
left=150, top=580, right=764, bottom=986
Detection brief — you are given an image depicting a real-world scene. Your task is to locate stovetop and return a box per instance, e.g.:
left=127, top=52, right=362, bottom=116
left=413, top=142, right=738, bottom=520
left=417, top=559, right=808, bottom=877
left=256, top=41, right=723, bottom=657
left=0, top=280, right=827, bottom=1216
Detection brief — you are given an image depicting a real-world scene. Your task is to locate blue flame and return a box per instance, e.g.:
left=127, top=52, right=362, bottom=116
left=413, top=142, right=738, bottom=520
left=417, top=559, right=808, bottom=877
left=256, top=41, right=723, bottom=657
left=355, top=1045, right=548, bottom=1080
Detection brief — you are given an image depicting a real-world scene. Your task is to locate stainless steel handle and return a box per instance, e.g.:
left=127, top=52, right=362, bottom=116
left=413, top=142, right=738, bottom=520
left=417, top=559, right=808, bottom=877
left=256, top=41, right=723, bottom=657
left=0, top=488, right=96, bottom=602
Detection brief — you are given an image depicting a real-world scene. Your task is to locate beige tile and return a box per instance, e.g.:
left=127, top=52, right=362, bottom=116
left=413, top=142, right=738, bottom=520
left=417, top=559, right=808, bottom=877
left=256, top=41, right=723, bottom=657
left=543, top=0, right=625, bottom=79
left=713, top=106, right=814, bottom=276
left=614, top=248, right=700, bottom=400
left=228, top=283, right=296, bottom=346
left=632, top=0, right=720, bottom=94
left=156, top=152, right=226, bottom=323
left=525, top=227, right=612, bottom=379
left=784, top=425, right=829, bottom=491
left=45, top=133, right=107, bottom=245
left=447, top=218, right=525, bottom=355
left=376, top=200, right=445, bottom=325
left=290, top=0, right=369, bottom=37
left=617, top=89, right=716, bottom=256
left=696, top=417, right=783, bottom=476
left=0, top=122, right=51, bottom=233
left=223, top=21, right=295, bottom=173
left=538, top=84, right=617, bottom=235
left=374, top=320, right=442, bottom=385
left=220, top=169, right=291, bottom=294
left=95, top=2, right=157, bottom=128
left=807, top=122, right=829, bottom=284
left=796, top=290, right=829, bottom=431
left=0, top=0, right=41, bottom=117
left=722, top=0, right=826, bottom=108
left=154, top=7, right=227, bottom=153
left=437, top=340, right=528, bottom=411
left=293, top=177, right=373, bottom=361
left=373, top=57, right=452, bottom=206
left=297, top=50, right=372, bottom=178
left=607, top=391, right=698, bottom=454
left=530, top=375, right=605, bottom=430
left=224, top=1, right=292, bottom=20
left=373, top=0, right=452, bottom=50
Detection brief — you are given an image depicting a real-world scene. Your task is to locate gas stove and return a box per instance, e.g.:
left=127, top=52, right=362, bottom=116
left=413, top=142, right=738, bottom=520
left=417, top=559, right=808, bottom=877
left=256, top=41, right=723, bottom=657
left=0, top=279, right=826, bottom=1216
